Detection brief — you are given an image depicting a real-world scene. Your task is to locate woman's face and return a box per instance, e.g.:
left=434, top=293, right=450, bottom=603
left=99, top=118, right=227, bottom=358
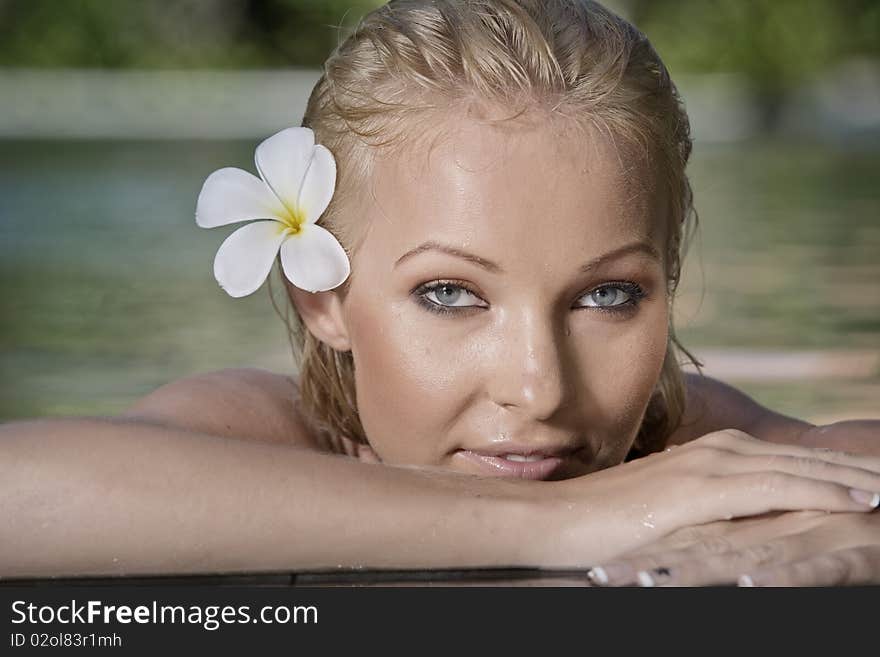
left=339, top=112, right=670, bottom=480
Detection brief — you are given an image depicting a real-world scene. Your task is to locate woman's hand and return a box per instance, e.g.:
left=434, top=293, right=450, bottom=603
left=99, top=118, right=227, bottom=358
left=583, top=509, right=880, bottom=586
left=538, top=429, right=880, bottom=567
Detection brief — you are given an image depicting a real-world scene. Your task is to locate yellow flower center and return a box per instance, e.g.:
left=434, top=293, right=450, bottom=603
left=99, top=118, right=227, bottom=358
left=278, top=205, right=306, bottom=235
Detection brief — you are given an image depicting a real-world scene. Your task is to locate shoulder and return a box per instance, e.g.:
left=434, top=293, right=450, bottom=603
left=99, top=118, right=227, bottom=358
left=122, top=368, right=322, bottom=449
left=667, top=372, right=813, bottom=446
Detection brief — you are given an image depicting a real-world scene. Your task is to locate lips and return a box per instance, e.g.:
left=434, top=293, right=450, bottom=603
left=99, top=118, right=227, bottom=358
left=454, top=449, right=569, bottom=480
left=462, top=442, right=579, bottom=459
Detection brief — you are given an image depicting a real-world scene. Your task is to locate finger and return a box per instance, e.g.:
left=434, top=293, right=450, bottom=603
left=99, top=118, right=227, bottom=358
left=652, top=538, right=813, bottom=587
left=589, top=532, right=751, bottom=586
left=589, top=511, right=859, bottom=587
left=666, top=514, right=873, bottom=586
left=696, top=430, right=880, bottom=473
left=591, top=527, right=808, bottom=587
left=719, top=454, right=880, bottom=497
left=740, top=546, right=880, bottom=587
left=703, top=472, right=880, bottom=522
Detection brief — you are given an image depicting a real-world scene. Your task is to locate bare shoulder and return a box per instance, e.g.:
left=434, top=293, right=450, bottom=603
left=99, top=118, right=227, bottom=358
left=667, top=372, right=813, bottom=446
left=122, top=368, right=321, bottom=449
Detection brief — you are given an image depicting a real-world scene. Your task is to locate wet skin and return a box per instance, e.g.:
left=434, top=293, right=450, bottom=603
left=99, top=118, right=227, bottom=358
left=334, top=109, right=671, bottom=480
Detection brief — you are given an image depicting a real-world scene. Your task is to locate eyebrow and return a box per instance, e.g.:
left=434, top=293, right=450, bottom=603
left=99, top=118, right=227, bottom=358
left=394, top=240, right=661, bottom=274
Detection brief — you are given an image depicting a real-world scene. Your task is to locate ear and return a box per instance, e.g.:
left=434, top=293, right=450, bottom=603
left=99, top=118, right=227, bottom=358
left=287, top=284, right=352, bottom=352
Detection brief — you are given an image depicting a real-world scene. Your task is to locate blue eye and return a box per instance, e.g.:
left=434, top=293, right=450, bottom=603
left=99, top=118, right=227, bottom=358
left=577, top=282, right=645, bottom=311
left=429, top=284, right=467, bottom=306
left=413, top=280, right=646, bottom=317
left=414, top=281, right=488, bottom=314
left=584, top=286, right=630, bottom=307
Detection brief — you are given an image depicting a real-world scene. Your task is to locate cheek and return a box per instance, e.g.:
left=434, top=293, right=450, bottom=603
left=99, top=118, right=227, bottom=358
left=346, top=303, right=474, bottom=462
left=577, top=305, right=669, bottom=439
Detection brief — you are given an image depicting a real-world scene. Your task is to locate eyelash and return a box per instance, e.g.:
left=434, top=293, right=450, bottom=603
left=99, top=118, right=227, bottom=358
left=412, top=280, right=647, bottom=317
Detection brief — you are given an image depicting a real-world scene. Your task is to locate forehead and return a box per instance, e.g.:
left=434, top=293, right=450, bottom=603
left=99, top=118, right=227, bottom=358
left=357, top=109, right=663, bottom=273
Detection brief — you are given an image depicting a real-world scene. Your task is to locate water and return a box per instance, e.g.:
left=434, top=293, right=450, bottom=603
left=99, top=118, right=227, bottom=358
left=1, top=138, right=878, bottom=421
left=675, top=142, right=880, bottom=350
left=0, top=140, right=290, bottom=418
left=674, top=140, right=880, bottom=421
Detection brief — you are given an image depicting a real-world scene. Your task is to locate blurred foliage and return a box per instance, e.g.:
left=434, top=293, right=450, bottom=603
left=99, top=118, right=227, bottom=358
left=631, top=0, right=880, bottom=83
left=628, top=0, right=880, bottom=123
left=1, top=0, right=878, bottom=75
left=1, top=0, right=878, bottom=130
left=0, top=0, right=384, bottom=68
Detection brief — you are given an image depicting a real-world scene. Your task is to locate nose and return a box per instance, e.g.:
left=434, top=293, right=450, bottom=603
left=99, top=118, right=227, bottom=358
left=488, top=310, right=568, bottom=421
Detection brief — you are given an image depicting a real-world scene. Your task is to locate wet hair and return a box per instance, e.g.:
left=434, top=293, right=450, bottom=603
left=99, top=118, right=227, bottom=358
left=276, top=0, right=700, bottom=458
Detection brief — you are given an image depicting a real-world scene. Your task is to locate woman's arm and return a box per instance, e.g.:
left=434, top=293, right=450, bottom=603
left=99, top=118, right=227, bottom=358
left=4, top=370, right=879, bottom=579
left=669, top=373, right=880, bottom=456
left=0, top=416, right=541, bottom=578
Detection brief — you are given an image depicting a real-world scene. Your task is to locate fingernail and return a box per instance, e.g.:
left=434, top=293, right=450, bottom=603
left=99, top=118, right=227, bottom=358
left=849, top=489, right=880, bottom=508
left=738, top=574, right=755, bottom=587
left=586, top=566, right=609, bottom=586
left=586, top=564, right=635, bottom=586
left=636, top=567, right=674, bottom=587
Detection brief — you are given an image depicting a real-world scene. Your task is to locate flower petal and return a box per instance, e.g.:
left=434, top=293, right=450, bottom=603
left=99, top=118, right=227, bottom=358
left=213, top=220, right=287, bottom=298
left=279, top=224, right=351, bottom=293
left=196, top=167, right=286, bottom=228
left=254, top=127, right=315, bottom=210
left=299, top=144, right=337, bottom=224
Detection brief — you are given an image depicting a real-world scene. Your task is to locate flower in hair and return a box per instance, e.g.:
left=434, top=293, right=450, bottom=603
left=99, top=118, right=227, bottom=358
left=195, top=127, right=350, bottom=297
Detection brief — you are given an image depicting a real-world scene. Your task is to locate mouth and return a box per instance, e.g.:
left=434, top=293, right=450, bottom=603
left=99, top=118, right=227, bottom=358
left=453, top=449, right=571, bottom=481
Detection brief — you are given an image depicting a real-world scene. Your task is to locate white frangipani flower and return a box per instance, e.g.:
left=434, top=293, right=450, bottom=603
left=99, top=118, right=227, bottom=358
left=196, top=127, right=351, bottom=297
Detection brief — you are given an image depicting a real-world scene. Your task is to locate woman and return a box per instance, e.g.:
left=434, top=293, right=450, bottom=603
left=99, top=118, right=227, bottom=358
left=2, top=0, right=878, bottom=586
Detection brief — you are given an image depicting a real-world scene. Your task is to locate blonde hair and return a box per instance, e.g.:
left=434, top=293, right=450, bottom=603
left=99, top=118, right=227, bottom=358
left=279, top=0, right=700, bottom=458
